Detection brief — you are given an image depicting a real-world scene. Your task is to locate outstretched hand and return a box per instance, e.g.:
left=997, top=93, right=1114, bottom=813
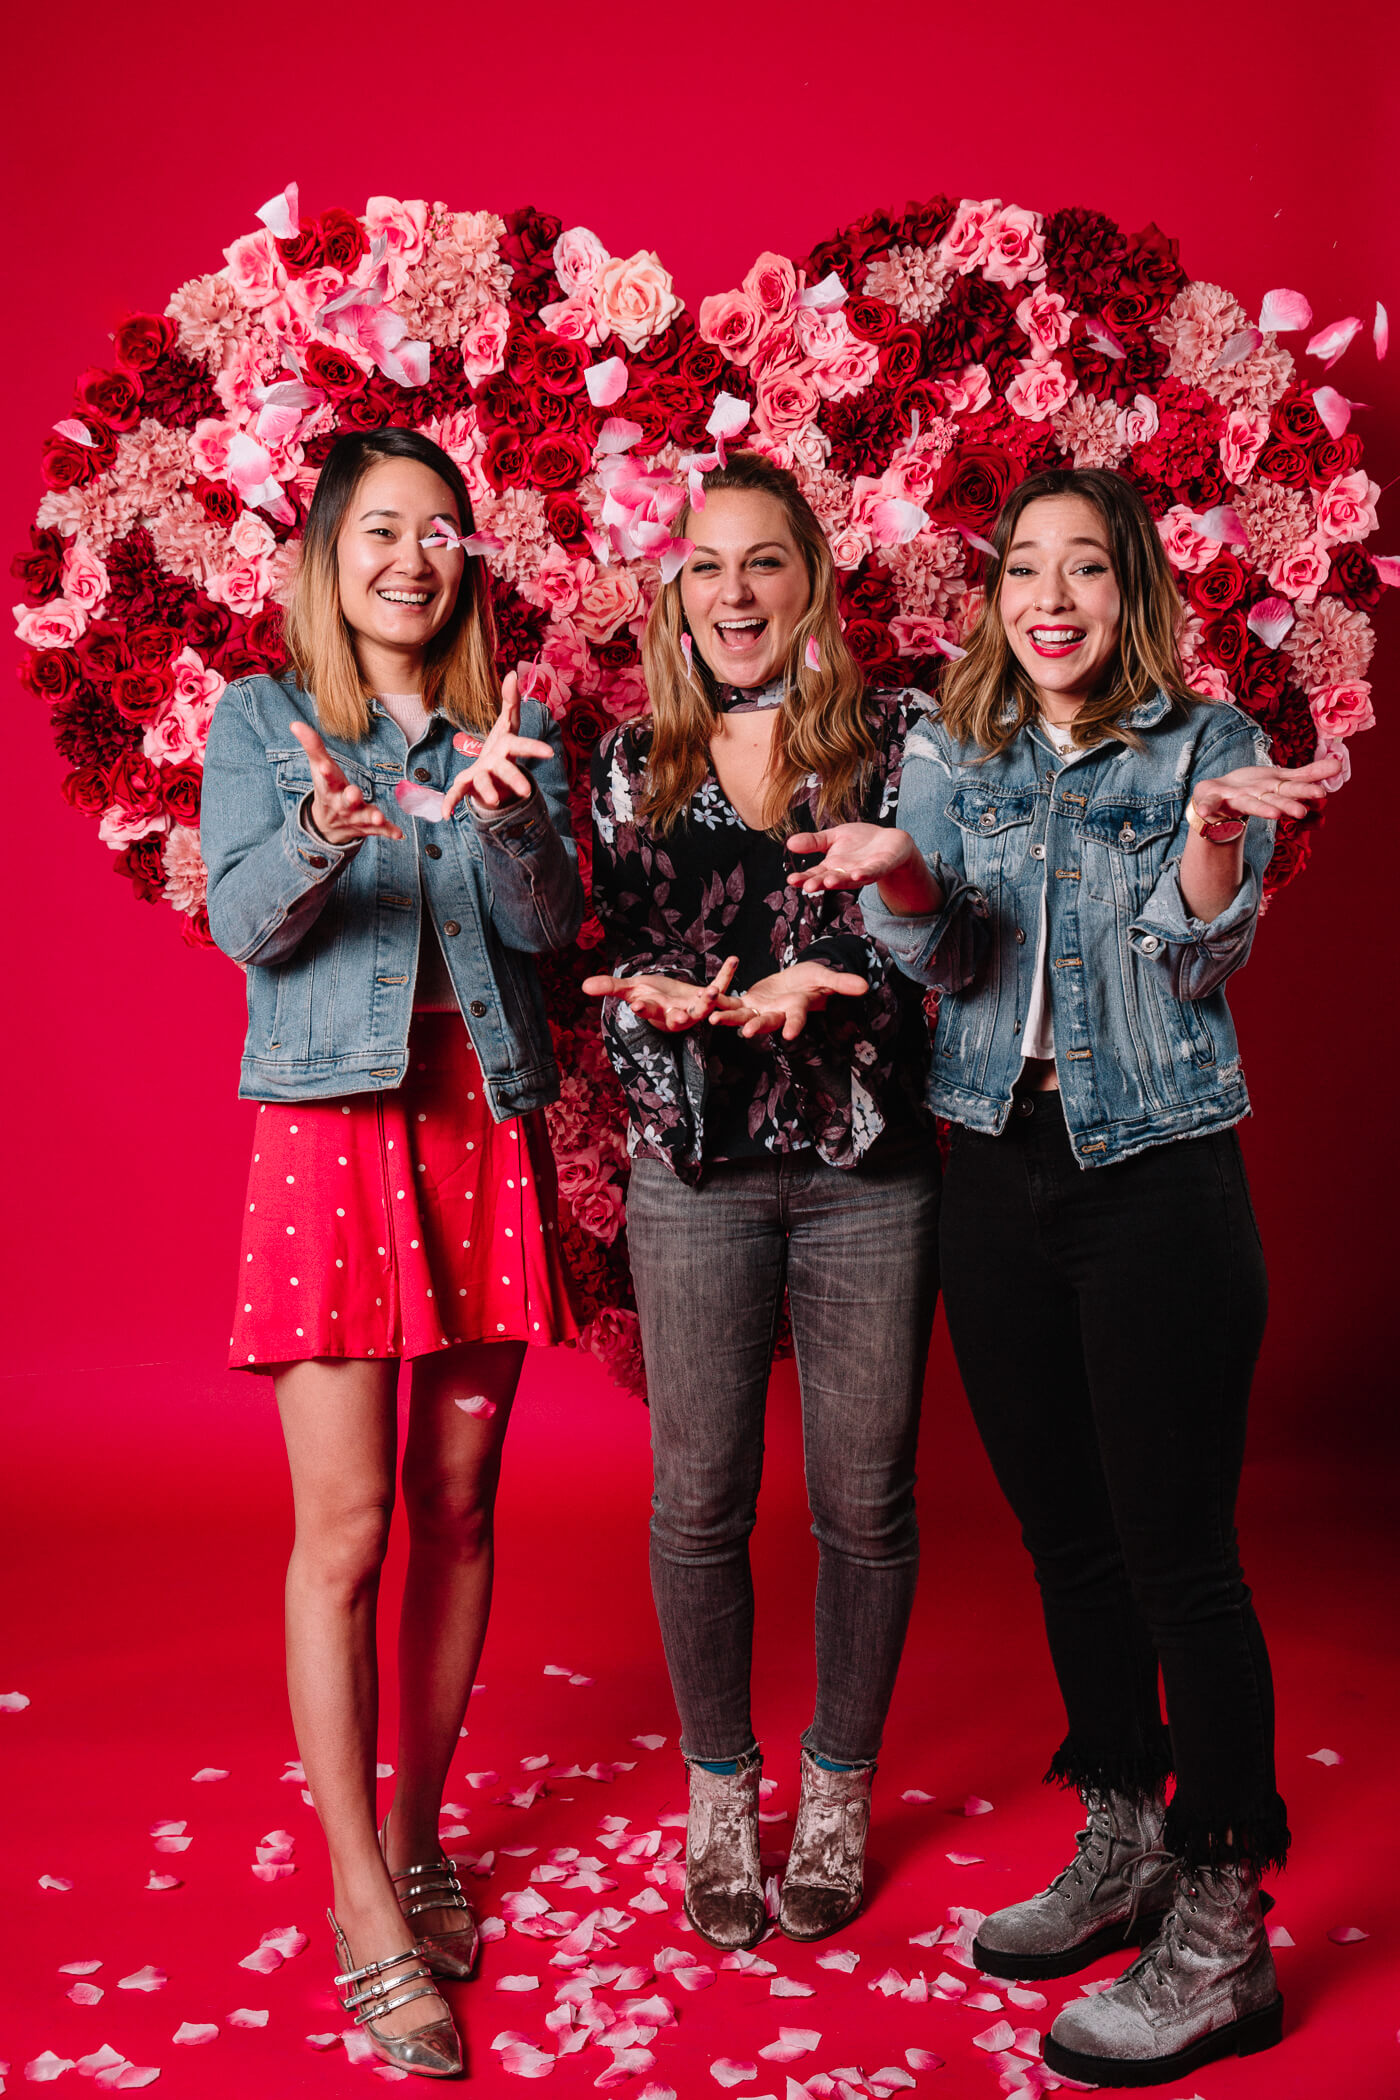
left=708, top=960, right=869, bottom=1041
left=442, top=671, right=555, bottom=815
left=581, top=955, right=745, bottom=1033
left=1192, top=755, right=1343, bottom=825
left=289, top=720, right=404, bottom=844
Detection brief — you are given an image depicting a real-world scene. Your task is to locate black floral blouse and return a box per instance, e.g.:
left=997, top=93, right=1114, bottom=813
left=590, top=687, right=933, bottom=1183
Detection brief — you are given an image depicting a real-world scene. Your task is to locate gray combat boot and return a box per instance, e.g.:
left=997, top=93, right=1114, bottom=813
left=1043, top=1860, right=1282, bottom=2086
left=778, top=1749, right=873, bottom=1942
left=972, top=1788, right=1173, bottom=1980
left=683, top=1752, right=766, bottom=1952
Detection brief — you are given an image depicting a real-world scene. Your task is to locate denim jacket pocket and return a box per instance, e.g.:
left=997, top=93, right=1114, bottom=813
left=1077, top=794, right=1179, bottom=905
left=945, top=784, right=1037, bottom=882
left=268, top=747, right=377, bottom=811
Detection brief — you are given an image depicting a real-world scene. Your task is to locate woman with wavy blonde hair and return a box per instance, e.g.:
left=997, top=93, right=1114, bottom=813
left=583, top=449, right=940, bottom=1953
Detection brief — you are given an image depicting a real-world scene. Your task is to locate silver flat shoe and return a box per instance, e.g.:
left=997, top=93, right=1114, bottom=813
left=329, top=1910, right=462, bottom=2079
left=380, top=1813, right=479, bottom=1981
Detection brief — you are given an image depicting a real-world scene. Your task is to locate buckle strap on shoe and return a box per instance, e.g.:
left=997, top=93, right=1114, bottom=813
left=388, top=1860, right=471, bottom=1918
left=334, top=1945, right=439, bottom=2024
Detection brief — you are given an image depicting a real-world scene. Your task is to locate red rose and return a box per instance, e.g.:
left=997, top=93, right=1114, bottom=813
left=679, top=340, right=725, bottom=389
left=161, top=763, right=204, bottom=823
left=483, top=427, right=528, bottom=490
left=318, top=208, right=368, bottom=273
left=276, top=221, right=324, bottom=273
left=547, top=493, right=590, bottom=548
left=1321, top=543, right=1384, bottom=611
left=935, top=443, right=1024, bottom=530
left=181, top=906, right=215, bottom=949
left=842, top=617, right=897, bottom=676
left=114, top=836, right=168, bottom=902
left=106, top=749, right=165, bottom=818
left=848, top=296, right=898, bottom=345
left=529, top=427, right=592, bottom=491
left=40, top=433, right=99, bottom=490
left=110, top=668, right=174, bottom=723
left=76, top=366, right=141, bottom=431
left=613, top=391, right=670, bottom=450
left=898, top=195, right=957, bottom=248
left=62, top=763, right=109, bottom=814
left=1310, top=435, right=1363, bottom=486
left=79, top=624, right=133, bottom=680
left=1205, top=609, right=1248, bottom=674
left=12, top=528, right=66, bottom=599
left=214, top=646, right=268, bottom=681
left=505, top=328, right=538, bottom=386
left=1255, top=439, right=1311, bottom=490
left=22, top=647, right=80, bottom=699
left=245, top=606, right=286, bottom=665
left=302, top=341, right=367, bottom=397
left=647, top=376, right=707, bottom=441
left=1122, top=222, right=1184, bottom=298
left=533, top=336, right=588, bottom=396
left=114, top=314, right=176, bottom=371
left=878, top=327, right=924, bottom=389
left=194, top=476, right=241, bottom=528
left=477, top=373, right=537, bottom=431
left=1185, top=553, right=1247, bottom=614
left=129, top=625, right=183, bottom=671
left=1271, top=390, right=1322, bottom=446
left=1102, top=282, right=1167, bottom=334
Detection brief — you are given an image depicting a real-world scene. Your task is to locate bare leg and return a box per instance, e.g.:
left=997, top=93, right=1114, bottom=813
left=387, top=1342, right=525, bottom=1884
left=275, top=1358, right=449, bottom=2040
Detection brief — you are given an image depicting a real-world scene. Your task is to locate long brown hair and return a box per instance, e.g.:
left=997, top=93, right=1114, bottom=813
left=938, top=467, right=1194, bottom=755
left=284, top=428, right=501, bottom=743
left=639, top=450, right=878, bottom=833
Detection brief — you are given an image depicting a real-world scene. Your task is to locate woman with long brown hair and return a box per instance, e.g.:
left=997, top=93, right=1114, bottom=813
left=201, top=427, right=582, bottom=2078
left=795, top=467, right=1337, bottom=2085
left=583, top=450, right=940, bottom=1953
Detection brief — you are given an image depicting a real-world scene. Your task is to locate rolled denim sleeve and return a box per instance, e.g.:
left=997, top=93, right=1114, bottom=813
left=1128, top=712, right=1273, bottom=1001
left=202, top=683, right=360, bottom=967
left=856, top=722, right=989, bottom=992
left=469, top=701, right=583, bottom=953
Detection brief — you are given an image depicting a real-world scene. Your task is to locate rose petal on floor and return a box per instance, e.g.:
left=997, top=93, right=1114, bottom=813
left=1327, top=1925, right=1368, bottom=1944
left=117, top=1967, right=167, bottom=1992
left=171, top=2024, right=217, bottom=2046
left=226, top=2010, right=269, bottom=2028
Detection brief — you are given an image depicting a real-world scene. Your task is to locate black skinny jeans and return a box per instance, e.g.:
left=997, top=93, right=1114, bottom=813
left=939, top=1092, right=1289, bottom=1871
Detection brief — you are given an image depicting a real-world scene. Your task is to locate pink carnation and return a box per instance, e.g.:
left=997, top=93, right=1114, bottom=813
left=1314, top=469, right=1380, bottom=547
left=887, top=531, right=968, bottom=619
left=861, top=245, right=950, bottom=325
left=166, top=271, right=242, bottom=368
left=983, top=206, right=1045, bottom=289
left=1283, top=596, right=1375, bottom=687
left=1220, top=408, right=1270, bottom=484
left=1309, top=680, right=1375, bottom=739
left=162, top=826, right=208, bottom=914
left=593, top=251, right=682, bottom=351
left=1234, top=479, right=1314, bottom=567
left=1052, top=395, right=1128, bottom=469
left=1005, top=355, right=1076, bottom=421
left=1155, top=281, right=1246, bottom=385
left=1157, top=507, right=1220, bottom=575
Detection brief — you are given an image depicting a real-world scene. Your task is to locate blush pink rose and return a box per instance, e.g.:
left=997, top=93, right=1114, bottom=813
left=882, top=448, right=948, bottom=506
left=574, top=1182, right=625, bottom=1244
left=810, top=339, right=880, bottom=402
left=1219, top=408, right=1270, bottom=484
left=577, top=564, right=643, bottom=644
left=223, top=228, right=285, bottom=308
left=1266, top=537, right=1330, bottom=604
left=364, top=197, right=430, bottom=286
left=205, top=554, right=273, bottom=617
left=143, top=694, right=207, bottom=766
left=537, top=290, right=605, bottom=346
left=173, top=646, right=225, bottom=714
left=1185, top=663, right=1235, bottom=705
left=228, top=511, right=276, bottom=561
left=939, top=197, right=1002, bottom=274
left=528, top=548, right=590, bottom=616
left=553, top=225, right=609, bottom=296
left=600, top=665, right=650, bottom=722
left=60, top=541, right=110, bottom=617
left=14, top=595, right=86, bottom=648
left=99, top=802, right=169, bottom=849
left=190, top=417, right=239, bottom=480
left=890, top=613, right=960, bottom=657
left=538, top=613, right=592, bottom=686
left=462, top=301, right=511, bottom=385
left=1005, top=355, right=1077, bottom=421
left=698, top=287, right=766, bottom=367
left=516, top=658, right=570, bottom=720
left=1014, top=286, right=1073, bottom=353
left=1309, top=679, right=1375, bottom=738
left=983, top=206, right=1046, bottom=289
left=556, top=1145, right=608, bottom=1202
left=593, top=251, right=682, bottom=351
left=743, top=251, right=798, bottom=325
left=828, top=523, right=873, bottom=571
left=1156, top=506, right=1220, bottom=575
left=215, top=335, right=275, bottom=417
left=794, top=307, right=854, bottom=362
left=1313, top=469, right=1380, bottom=546
left=756, top=369, right=823, bottom=440
left=942, top=364, right=992, bottom=414
left=1116, top=394, right=1160, bottom=449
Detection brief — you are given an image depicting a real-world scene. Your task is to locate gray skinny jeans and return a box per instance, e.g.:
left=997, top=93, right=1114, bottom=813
left=626, top=1141, right=940, bottom=1766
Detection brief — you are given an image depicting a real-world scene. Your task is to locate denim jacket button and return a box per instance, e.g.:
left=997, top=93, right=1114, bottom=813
left=424, top=843, right=442, bottom=859
left=469, top=999, right=487, bottom=1017
left=413, top=766, right=431, bottom=782
left=442, top=920, right=461, bottom=937
left=306, top=854, right=327, bottom=869
left=1031, top=844, right=1046, bottom=860
left=1015, top=927, right=1026, bottom=943
left=1140, top=934, right=1161, bottom=954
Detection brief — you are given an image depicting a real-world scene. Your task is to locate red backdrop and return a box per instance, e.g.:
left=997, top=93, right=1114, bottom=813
left=3, top=0, right=1396, bottom=1447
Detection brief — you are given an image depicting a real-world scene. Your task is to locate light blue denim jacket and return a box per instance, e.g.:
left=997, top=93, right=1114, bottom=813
left=202, top=673, right=583, bottom=1114
left=861, top=692, right=1274, bottom=1166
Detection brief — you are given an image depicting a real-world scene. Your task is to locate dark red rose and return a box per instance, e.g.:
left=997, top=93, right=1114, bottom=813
left=1310, top=434, right=1363, bottom=485
left=504, top=326, right=538, bottom=386
left=561, top=693, right=611, bottom=757
left=935, top=443, right=1023, bottom=530
left=62, top=763, right=110, bottom=814
left=1205, top=609, right=1248, bottom=674
left=106, top=749, right=165, bottom=817
left=848, top=296, right=898, bottom=345
left=76, top=366, right=142, bottom=431
left=40, top=434, right=99, bottom=490
left=546, top=493, right=590, bottom=549
left=114, top=314, right=176, bottom=372
left=1321, top=542, right=1384, bottom=611
left=500, top=206, right=562, bottom=278
left=897, top=194, right=956, bottom=248
left=529, top=427, right=591, bottom=491
left=181, top=906, right=215, bottom=950
left=483, top=427, right=528, bottom=490
left=897, top=379, right=947, bottom=437
left=21, top=647, right=80, bottom=699
left=533, top=335, right=588, bottom=396
left=1185, top=553, right=1247, bottom=614
left=128, top=625, right=182, bottom=672
left=476, top=373, right=535, bottom=429
left=1263, top=822, right=1313, bottom=897
left=214, top=645, right=269, bottom=681
left=679, top=340, right=725, bottom=390
left=194, top=476, right=241, bottom=527
left=186, top=600, right=231, bottom=655
left=615, top=390, right=671, bottom=450
left=12, top=527, right=66, bottom=599
left=1255, top=439, right=1311, bottom=490
left=79, top=623, right=134, bottom=680
left=843, top=617, right=898, bottom=676
left=1271, top=389, right=1322, bottom=446
left=111, top=667, right=174, bottom=723
left=318, top=208, right=368, bottom=273
left=337, top=389, right=392, bottom=431
left=1122, top=222, right=1185, bottom=299
left=245, top=606, right=287, bottom=665
left=1102, top=282, right=1168, bottom=334
left=114, top=835, right=168, bottom=902
left=597, top=637, right=636, bottom=673
left=161, top=763, right=204, bottom=823
left=302, top=340, right=367, bottom=397
left=276, top=222, right=325, bottom=274
left=878, top=327, right=924, bottom=389
left=631, top=321, right=686, bottom=369
left=646, top=376, right=706, bottom=438
left=1042, top=207, right=1127, bottom=310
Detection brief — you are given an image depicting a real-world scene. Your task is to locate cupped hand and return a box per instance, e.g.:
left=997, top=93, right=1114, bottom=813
left=708, top=960, right=869, bottom=1041
left=1193, top=756, right=1343, bottom=825
left=786, top=823, right=920, bottom=893
left=289, top=720, right=404, bottom=845
left=442, top=671, right=555, bottom=815
left=581, top=955, right=744, bottom=1032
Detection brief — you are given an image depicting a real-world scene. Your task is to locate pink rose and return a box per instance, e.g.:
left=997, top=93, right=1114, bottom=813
left=142, top=695, right=206, bottom=766
left=698, top=287, right=765, bottom=367
left=537, top=291, right=605, bottom=346
left=810, top=338, right=880, bottom=402
left=1156, top=506, right=1220, bottom=575
left=1005, top=355, right=1077, bottom=421
left=1185, top=664, right=1235, bottom=705
left=516, top=658, right=570, bottom=720
left=1309, top=679, right=1375, bottom=738
left=527, top=548, right=590, bottom=616
left=576, top=564, right=643, bottom=644
left=882, top=446, right=950, bottom=506
left=205, top=554, right=273, bottom=617
left=556, top=1144, right=608, bottom=1202
left=215, top=336, right=277, bottom=418
left=942, top=364, right=992, bottom=415
left=573, top=1182, right=624, bottom=1244
left=172, top=646, right=226, bottom=714
left=890, top=613, right=960, bottom=657
left=363, top=197, right=430, bottom=285
left=600, top=665, right=650, bottom=722
left=461, top=301, right=510, bottom=385
left=228, top=511, right=276, bottom=561
left=593, top=251, right=682, bottom=351
left=1313, top=469, right=1380, bottom=547
left=13, top=596, right=86, bottom=648
left=828, top=524, right=872, bottom=571
left=756, top=368, right=823, bottom=440
left=1014, top=286, right=1073, bottom=353
left=222, top=228, right=285, bottom=308
left=1115, top=394, right=1160, bottom=449
left=1219, top=408, right=1270, bottom=485
left=743, top=251, right=799, bottom=325
left=538, top=613, right=592, bottom=685
left=794, top=307, right=853, bottom=362
left=983, top=206, right=1046, bottom=289
left=1313, top=732, right=1351, bottom=792
left=553, top=225, right=609, bottom=297
left=190, top=417, right=238, bottom=480
left=1266, top=537, right=1330, bottom=604
left=60, top=541, right=110, bottom=617
left=939, top=197, right=1002, bottom=274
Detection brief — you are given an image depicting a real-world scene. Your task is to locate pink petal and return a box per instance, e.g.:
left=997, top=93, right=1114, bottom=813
left=905, top=2049, right=944, bottom=2071
left=256, top=182, right=300, bottom=240
left=1311, top=387, right=1352, bottom=440
left=974, top=2022, right=1019, bottom=2052
left=77, top=2047, right=129, bottom=2076
left=1372, top=555, right=1400, bottom=588
left=238, top=1946, right=283, bottom=1974
left=770, top=1977, right=814, bottom=1998
left=1213, top=327, right=1262, bottom=370
left=500, top=2042, right=556, bottom=2079
left=144, top=1875, right=181, bottom=1892
left=710, top=2063, right=758, bottom=2089
left=497, top=1975, right=541, bottom=1992
left=1259, top=288, right=1313, bottom=334
left=871, top=498, right=929, bottom=547
left=586, top=359, right=630, bottom=409
left=454, top=1394, right=498, bottom=1417
left=953, top=523, right=999, bottom=558
left=1306, top=316, right=1363, bottom=369
left=962, top=1795, right=994, bottom=1816
left=68, top=1983, right=104, bottom=2005
left=901, top=1789, right=936, bottom=1805
left=379, top=340, right=431, bottom=390
left=150, top=1821, right=187, bottom=1839
left=657, top=538, right=694, bottom=587
left=1308, top=1747, right=1344, bottom=1766
left=227, top=2010, right=269, bottom=2029
left=53, top=418, right=96, bottom=446
left=38, top=1874, right=74, bottom=1890
left=1327, top=1925, right=1368, bottom=1944
left=946, top=1853, right=984, bottom=1866
left=305, top=2035, right=342, bottom=2051
left=190, top=1767, right=229, bottom=1782
left=722, top=1952, right=777, bottom=1975
left=964, top=1990, right=1004, bottom=2011
left=0, top=1691, right=30, bottom=1711
left=1200, top=505, right=1247, bottom=547
left=869, top=1967, right=908, bottom=1997
left=759, top=2030, right=821, bottom=2063
left=260, top=1926, right=307, bottom=1960
left=706, top=394, right=753, bottom=441
left=815, top=1949, right=859, bottom=1972
left=1083, top=317, right=1126, bottom=360
left=1376, top=302, right=1389, bottom=359
left=98, top=2067, right=159, bottom=2091
left=59, top=1961, right=103, bottom=1975
left=595, top=418, right=644, bottom=459
left=868, top=2073, right=917, bottom=2095
left=251, top=1862, right=296, bottom=1881
left=671, top=1965, right=716, bottom=1991
left=117, top=1966, right=167, bottom=1991
left=632, top=1734, right=667, bottom=1751
left=154, top=1836, right=191, bottom=1853
left=1267, top=1924, right=1296, bottom=1948
left=24, top=2054, right=77, bottom=2082
left=1245, top=596, right=1296, bottom=651
left=804, top=637, right=821, bottom=672
left=629, top=1888, right=669, bottom=1915
left=172, top=2024, right=218, bottom=2046
left=1006, top=1985, right=1047, bottom=2009
left=798, top=271, right=849, bottom=310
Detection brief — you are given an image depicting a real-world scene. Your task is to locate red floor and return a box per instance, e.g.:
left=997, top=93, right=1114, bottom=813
left=1, top=1332, right=1394, bottom=2099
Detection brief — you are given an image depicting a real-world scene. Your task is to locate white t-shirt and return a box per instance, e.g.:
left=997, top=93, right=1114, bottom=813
left=1021, top=717, right=1077, bottom=1065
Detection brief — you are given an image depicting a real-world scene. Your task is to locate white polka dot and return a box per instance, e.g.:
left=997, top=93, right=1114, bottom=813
left=387, top=1139, right=395, bottom=1150
left=336, top=1207, right=345, bottom=1218
left=496, top=1323, right=505, bottom=1333
left=507, top=1178, right=516, bottom=1190
left=509, top=1130, right=518, bottom=1142
left=249, top=1204, right=256, bottom=1213
left=338, top=1156, right=348, bottom=1166
left=417, top=1163, right=427, bottom=1172
left=376, top=1297, right=383, bottom=1307
left=336, top=1258, right=344, bottom=1269
left=246, top=1254, right=253, bottom=1263
left=368, top=1348, right=376, bottom=1355
left=254, top=1152, right=260, bottom=1162
left=462, top=1240, right=471, bottom=1250
left=501, top=1275, right=510, bottom=1286
left=505, top=1228, right=514, bottom=1239
left=259, top=1105, right=266, bottom=1114
left=466, top=1142, right=475, bottom=1152
left=521, top=1176, right=529, bottom=1188
left=285, top=1175, right=296, bottom=1185
left=410, top=1238, right=420, bottom=1249
left=290, top=1277, right=299, bottom=1287
left=377, top=1246, right=386, bottom=1256
left=396, top=1190, right=405, bottom=1200
left=289, top=1124, right=299, bottom=1134
left=286, top=1225, right=295, bottom=1235
left=295, top=1326, right=304, bottom=1337
left=467, top=1091, right=476, bottom=1101
left=244, top=1302, right=252, bottom=1312
left=426, top=1289, right=433, bottom=1298
left=465, top=1191, right=474, bottom=1200
left=342, top=1106, right=351, bottom=1114
left=459, top=1288, right=467, bottom=1297
left=533, top=1321, right=540, bottom=1332
left=331, top=1310, right=338, bottom=1320
left=417, top=1113, right=427, bottom=1123
left=248, top=1353, right=256, bottom=1361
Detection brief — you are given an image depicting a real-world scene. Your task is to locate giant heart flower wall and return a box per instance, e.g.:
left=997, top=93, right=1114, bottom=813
left=11, top=187, right=1391, bottom=1388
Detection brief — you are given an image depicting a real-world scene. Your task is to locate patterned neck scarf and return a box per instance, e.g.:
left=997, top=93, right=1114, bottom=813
left=716, top=676, right=786, bottom=716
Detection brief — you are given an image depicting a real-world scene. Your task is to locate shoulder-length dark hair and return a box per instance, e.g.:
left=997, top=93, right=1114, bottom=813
left=284, top=428, right=501, bottom=742
left=938, top=467, right=1194, bottom=755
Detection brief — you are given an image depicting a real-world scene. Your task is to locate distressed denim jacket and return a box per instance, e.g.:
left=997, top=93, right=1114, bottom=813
left=202, top=673, right=583, bottom=1115
left=860, top=692, right=1274, bottom=1167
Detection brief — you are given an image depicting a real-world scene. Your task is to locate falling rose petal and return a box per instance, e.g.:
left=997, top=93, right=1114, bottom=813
left=871, top=498, right=929, bottom=547
left=1376, top=301, right=1389, bottom=359
left=946, top=1853, right=984, bottom=1866
left=905, top=2048, right=944, bottom=2071
left=1267, top=1924, right=1296, bottom=1948
left=454, top=1394, right=498, bottom=1418
left=1372, top=555, right=1400, bottom=588
left=256, top=182, right=300, bottom=240
left=39, top=1875, right=74, bottom=1890
left=1007, top=1985, right=1048, bottom=2010
left=59, top=1962, right=103, bottom=1975
left=962, top=1796, right=994, bottom=1816
left=1311, top=387, right=1352, bottom=440
left=710, top=2064, right=758, bottom=2089
left=154, top=1838, right=192, bottom=1854
left=595, top=417, right=645, bottom=460
left=770, top=1978, right=814, bottom=1998
left=901, top=1789, right=936, bottom=1806
left=706, top=394, right=753, bottom=442
left=117, top=1966, right=167, bottom=1992
left=1308, top=1747, right=1344, bottom=1765
left=954, top=524, right=999, bottom=557
left=305, top=2034, right=342, bottom=2051
left=657, top=538, right=694, bottom=587
left=974, top=2021, right=1019, bottom=2052
left=191, top=1769, right=229, bottom=1783
left=815, top=1949, right=859, bottom=1972
left=144, top=1875, right=182, bottom=1892
left=1084, top=317, right=1126, bottom=360
left=804, top=637, right=821, bottom=672
left=631, top=1735, right=667, bottom=1751
left=798, top=271, right=849, bottom=311
left=68, top=1983, right=105, bottom=2005
left=150, top=1822, right=186, bottom=1839
left=26, top=2055, right=78, bottom=2082
left=171, top=2025, right=217, bottom=2046
left=586, top=359, right=630, bottom=409
left=1306, top=315, right=1363, bottom=368
left=1212, top=327, right=1262, bottom=370
left=1327, top=1925, right=1368, bottom=1944
left=227, top=2009, right=270, bottom=2028
left=1245, top=596, right=1296, bottom=651
left=1258, top=288, right=1313, bottom=334
left=0, top=1690, right=31, bottom=1711
left=1200, top=505, right=1247, bottom=547
left=53, top=417, right=97, bottom=446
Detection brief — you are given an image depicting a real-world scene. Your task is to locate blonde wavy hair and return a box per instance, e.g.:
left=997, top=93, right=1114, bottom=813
left=938, top=467, right=1195, bottom=756
left=284, top=428, right=501, bottom=744
left=639, top=450, right=879, bottom=834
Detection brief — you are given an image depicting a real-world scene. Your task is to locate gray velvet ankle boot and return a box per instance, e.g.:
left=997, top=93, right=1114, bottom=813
left=973, top=1787, right=1173, bottom=1980
left=683, top=1753, right=766, bottom=1952
left=1042, top=1859, right=1282, bottom=2086
left=778, top=1749, right=873, bottom=1942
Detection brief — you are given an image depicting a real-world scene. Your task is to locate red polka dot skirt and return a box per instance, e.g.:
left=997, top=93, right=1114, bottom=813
left=230, top=1011, right=580, bottom=1370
